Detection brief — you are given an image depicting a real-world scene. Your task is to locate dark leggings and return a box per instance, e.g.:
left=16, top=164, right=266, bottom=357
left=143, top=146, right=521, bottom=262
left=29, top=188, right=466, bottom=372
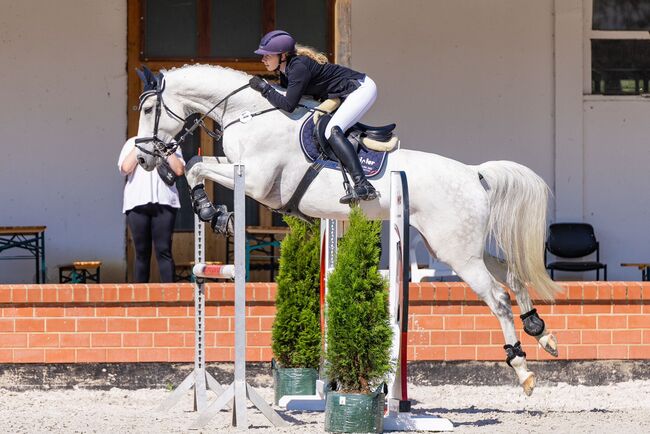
left=126, top=203, right=177, bottom=283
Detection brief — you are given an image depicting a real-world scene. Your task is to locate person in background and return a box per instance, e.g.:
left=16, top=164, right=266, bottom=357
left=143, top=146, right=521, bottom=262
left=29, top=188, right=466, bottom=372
left=249, top=30, right=378, bottom=204
left=118, top=137, right=184, bottom=282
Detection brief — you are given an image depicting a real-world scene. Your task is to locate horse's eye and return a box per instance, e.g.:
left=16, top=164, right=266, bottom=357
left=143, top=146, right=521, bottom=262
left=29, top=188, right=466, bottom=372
left=144, top=107, right=153, bottom=115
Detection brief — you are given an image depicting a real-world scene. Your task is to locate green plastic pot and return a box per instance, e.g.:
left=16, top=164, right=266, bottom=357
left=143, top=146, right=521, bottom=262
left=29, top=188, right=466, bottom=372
left=272, top=364, right=318, bottom=405
left=324, top=390, right=385, bottom=433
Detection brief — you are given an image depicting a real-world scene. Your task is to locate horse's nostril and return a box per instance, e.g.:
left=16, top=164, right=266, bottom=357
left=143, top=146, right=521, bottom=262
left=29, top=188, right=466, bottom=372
left=137, top=156, right=145, bottom=165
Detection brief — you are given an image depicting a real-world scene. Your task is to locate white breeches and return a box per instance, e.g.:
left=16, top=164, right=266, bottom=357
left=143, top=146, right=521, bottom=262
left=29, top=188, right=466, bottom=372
left=324, top=76, right=377, bottom=139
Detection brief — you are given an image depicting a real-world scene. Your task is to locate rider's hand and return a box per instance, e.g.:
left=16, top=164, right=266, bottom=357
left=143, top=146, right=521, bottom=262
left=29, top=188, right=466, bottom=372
left=249, top=76, right=270, bottom=94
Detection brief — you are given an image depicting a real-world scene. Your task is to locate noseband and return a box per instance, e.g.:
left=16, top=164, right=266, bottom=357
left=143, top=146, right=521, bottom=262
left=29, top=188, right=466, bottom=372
left=134, top=76, right=251, bottom=159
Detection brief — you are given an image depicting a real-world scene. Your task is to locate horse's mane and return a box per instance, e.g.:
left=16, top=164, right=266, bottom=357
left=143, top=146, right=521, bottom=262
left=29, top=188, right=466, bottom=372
left=162, top=63, right=250, bottom=80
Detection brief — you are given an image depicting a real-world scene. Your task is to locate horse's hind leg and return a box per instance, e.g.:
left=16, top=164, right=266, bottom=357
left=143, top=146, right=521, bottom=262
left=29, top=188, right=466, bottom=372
left=484, top=254, right=558, bottom=357
left=451, top=257, right=536, bottom=396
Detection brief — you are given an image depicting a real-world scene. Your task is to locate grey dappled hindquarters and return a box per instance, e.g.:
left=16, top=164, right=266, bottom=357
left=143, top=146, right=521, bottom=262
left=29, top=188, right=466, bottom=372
left=1, top=382, right=650, bottom=433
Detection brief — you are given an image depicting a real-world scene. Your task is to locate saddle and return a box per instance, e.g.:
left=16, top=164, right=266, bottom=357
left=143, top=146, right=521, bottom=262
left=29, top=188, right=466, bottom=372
left=298, top=99, right=398, bottom=178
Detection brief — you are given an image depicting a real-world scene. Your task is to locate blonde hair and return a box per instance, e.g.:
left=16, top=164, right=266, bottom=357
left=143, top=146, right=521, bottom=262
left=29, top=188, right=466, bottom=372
left=294, top=44, right=329, bottom=64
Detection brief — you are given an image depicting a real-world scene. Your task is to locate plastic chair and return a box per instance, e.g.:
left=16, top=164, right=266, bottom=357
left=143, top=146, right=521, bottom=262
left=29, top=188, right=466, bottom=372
left=545, top=223, right=607, bottom=281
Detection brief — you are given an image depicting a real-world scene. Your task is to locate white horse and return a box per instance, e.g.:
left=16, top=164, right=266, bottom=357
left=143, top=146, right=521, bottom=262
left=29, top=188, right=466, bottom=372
left=134, top=64, right=562, bottom=396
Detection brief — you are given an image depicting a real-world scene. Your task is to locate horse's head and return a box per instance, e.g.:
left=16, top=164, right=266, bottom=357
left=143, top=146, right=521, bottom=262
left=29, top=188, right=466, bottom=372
left=134, top=66, right=186, bottom=171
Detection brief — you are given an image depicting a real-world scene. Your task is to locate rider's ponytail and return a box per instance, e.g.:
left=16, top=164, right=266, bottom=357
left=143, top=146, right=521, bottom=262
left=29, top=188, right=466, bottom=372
left=294, top=44, right=329, bottom=64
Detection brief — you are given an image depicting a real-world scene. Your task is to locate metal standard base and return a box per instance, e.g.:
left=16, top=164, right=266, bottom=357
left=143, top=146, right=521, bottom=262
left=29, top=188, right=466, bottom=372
left=158, top=369, right=227, bottom=412
left=384, top=412, right=455, bottom=432
left=190, top=165, right=287, bottom=430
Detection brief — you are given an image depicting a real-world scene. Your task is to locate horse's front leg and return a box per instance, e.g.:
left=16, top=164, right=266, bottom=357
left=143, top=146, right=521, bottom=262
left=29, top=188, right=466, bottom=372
left=484, top=255, right=558, bottom=357
left=185, top=156, right=235, bottom=234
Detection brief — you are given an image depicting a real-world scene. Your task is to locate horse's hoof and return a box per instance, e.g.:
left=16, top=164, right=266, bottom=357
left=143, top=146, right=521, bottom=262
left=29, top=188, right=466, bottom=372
left=522, top=373, right=535, bottom=396
left=538, top=333, right=558, bottom=357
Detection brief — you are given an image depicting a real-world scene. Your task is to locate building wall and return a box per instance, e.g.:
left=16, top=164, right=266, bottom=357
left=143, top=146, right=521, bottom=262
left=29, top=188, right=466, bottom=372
left=1, top=282, right=649, bottom=363
left=0, top=1, right=128, bottom=283
left=352, top=0, right=650, bottom=280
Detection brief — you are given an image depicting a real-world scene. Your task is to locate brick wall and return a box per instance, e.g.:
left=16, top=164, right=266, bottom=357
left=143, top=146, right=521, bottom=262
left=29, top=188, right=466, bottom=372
left=0, top=282, right=648, bottom=364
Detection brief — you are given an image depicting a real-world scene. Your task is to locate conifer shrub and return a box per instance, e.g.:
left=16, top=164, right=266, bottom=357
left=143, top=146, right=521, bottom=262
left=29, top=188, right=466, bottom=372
left=271, top=216, right=321, bottom=368
left=325, top=207, right=393, bottom=393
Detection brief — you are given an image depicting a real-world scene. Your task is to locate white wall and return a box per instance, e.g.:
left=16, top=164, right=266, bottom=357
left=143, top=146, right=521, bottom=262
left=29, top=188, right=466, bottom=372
left=350, top=0, right=555, bottom=183
left=0, top=1, right=127, bottom=283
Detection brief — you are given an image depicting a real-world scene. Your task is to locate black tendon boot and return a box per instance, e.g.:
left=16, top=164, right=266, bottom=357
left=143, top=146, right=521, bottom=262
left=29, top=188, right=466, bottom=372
left=328, top=126, right=378, bottom=204
left=190, top=184, right=218, bottom=222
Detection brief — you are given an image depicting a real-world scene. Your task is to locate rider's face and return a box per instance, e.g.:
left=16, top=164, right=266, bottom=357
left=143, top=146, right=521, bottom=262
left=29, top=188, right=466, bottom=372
left=261, top=54, right=281, bottom=71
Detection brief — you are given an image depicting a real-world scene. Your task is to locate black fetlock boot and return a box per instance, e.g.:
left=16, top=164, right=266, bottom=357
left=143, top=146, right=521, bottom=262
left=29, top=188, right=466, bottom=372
left=190, top=184, right=218, bottom=222
left=328, top=126, right=378, bottom=204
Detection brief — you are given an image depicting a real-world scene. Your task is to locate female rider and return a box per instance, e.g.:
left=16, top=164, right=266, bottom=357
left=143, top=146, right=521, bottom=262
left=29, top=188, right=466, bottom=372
left=249, top=30, right=378, bottom=204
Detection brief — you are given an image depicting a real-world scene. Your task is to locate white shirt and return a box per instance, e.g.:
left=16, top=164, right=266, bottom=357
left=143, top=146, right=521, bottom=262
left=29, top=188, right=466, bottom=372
left=118, top=137, right=184, bottom=213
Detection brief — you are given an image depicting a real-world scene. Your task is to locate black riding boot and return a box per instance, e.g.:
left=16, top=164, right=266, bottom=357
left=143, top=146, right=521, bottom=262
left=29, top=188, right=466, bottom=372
left=328, top=126, right=378, bottom=204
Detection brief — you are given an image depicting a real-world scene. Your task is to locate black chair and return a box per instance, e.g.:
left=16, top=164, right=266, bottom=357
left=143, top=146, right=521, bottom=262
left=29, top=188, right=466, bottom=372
left=545, top=223, right=607, bottom=281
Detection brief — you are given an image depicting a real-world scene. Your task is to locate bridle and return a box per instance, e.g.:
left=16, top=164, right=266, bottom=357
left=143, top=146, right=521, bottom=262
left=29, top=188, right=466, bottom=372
left=134, top=73, right=252, bottom=160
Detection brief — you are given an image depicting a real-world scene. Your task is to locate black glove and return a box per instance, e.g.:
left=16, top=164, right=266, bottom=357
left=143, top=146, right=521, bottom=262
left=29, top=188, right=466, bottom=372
left=249, top=76, right=270, bottom=94
left=157, top=158, right=178, bottom=186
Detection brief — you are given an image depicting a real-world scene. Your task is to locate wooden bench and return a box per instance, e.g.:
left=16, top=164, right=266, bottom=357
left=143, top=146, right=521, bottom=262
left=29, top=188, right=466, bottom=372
left=59, top=261, right=101, bottom=283
left=174, top=261, right=222, bottom=282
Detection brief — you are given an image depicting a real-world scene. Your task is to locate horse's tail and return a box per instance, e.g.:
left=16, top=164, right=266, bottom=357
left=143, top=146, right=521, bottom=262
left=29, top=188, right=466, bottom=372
left=477, top=160, right=562, bottom=301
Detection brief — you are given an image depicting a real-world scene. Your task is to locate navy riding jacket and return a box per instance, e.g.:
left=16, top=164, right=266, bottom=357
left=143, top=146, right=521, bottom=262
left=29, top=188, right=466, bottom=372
left=260, top=55, right=365, bottom=112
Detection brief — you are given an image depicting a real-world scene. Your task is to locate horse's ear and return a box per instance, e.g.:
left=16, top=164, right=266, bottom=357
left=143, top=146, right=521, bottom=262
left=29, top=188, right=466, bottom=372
left=136, top=68, right=147, bottom=84
left=136, top=65, right=157, bottom=92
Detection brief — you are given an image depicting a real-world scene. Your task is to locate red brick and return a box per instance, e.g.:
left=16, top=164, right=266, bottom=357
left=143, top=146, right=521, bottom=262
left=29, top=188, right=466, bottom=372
left=15, top=319, right=45, bottom=332
left=72, top=286, right=88, bottom=302
left=46, top=318, right=75, bottom=332
left=57, top=287, right=73, bottom=302
left=413, top=316, right=443, bottom=330
left=568, top=284, right=583, bottom=300
left=644, top=330, right=650, bottom=344
left=118, top=286, right=135, bottom=302
left=133, top=286, right=150, bottom=302
left=107, top=318, right=138, bottom=332
left=0, top=319, right=13, bottom=332
left=65, top=307, right=95, bottom=317
left=612, top=283, right=627, bottom=300
left=123, top=333, right=153, bottom=347
left=476, top=346, right=503, bottom=361
left=475, top=316, right=500, bottom=330
left=544, top=315, right=566, bottom=330
left=103, top=285, right=118, bottom=302
left=149, top=286, right=165, bottom=302
left=157, top=306, right=187, bottom=317
left=168, top=318, right=194, bottom=332
left=446, top=346, right=475, bottom=361
left=260, top=316, right=274, bottom=331
left=138, top=348, right=169, bottom=362
left=45, top=349, right=76, bottom=363
left=567, top=315, right=597, bottom=329
left=612, top=305, right=642, bottom=314
left=490, top=331, right=505, bottom=345
left=581, top=330, right=611, bottom=345
left=246, top=317, right=260, bottom=331
left=407, top=331, right=430, bottom=345
left=139, top=318, right=167, bottom=332
left=14, top=349, right=45, bottom=363
left=206, top=317, right=231, bottom=332
left=88, top=286, right=103, bottom=302
left=77, top=349, right=107, bottom=362
left=34, top=307, right=64, bottom=317
left=42, top=288, right=58, bottom=303
left=247, top=332, right=271, bottom=346
left=582, top=305, right=611, bottom=314
left=247, top=305, right=276, bottom=316
left=445, top=316, right=474, bottom=330
left=179, top=285, right=193, bottom=301
left=126, top=306, right=157, bottom=317
left=246, top=347, right=262, bottom=362
left=91, top=333, right=122, bottom=347
left=408, top=304, right=431, bottom=315
left=413, top=346, right=445, bottom=361
left=597, top=285, right=612, bottom=301
left=598, top=315, right=627, bottom=329
left=4, top=307, right=34, bottom=317
left=0, top=349, right=12, bottom=362
left=215, top=332, right=235, bottom=346
left=449, top=286, right=466, bottom=301
left=260, top=346, right=274, bottom=362
left=153, top=333, right=185, bottom=347
left=96, top=307, right=126, bottom=317
left=0, top=333, right=27, bottom=347
left=435, top=305, right=463, bottom=315
left=627, top=283, right=642, bottom=300
left=629, top=316, right=650, bottom=329
left=12, top=288, right=27, bottom=303
left=568, top=345, right=597, bottom=359
left=26, top=288, right=42, bottom=303
left=612, top=330, right=642, bottom=344
left=582, top=284, right=597, bottom=300
left=107, top=348, right=138, bottom=362
left=555, top=330, right=581, bottom=344
left=0, top=288, right=10, bottom=303
left=553, top=304, right=582, bottom=314
left=29, top=333, right=59, bottom=347
left=460, top=331, right=491, bottom=345
left=169, top=348, right=194, bottom=362
left=77, top=318, right=106, bottom=332
left=218, top=305, right=235, bottom=317
left=629, top=346, right=650, bottom=358
left=60, top=334, right=91, bottom=347
left=206, top=347, right=232, bottom=362
left=462, top=305, right=491, bottom=315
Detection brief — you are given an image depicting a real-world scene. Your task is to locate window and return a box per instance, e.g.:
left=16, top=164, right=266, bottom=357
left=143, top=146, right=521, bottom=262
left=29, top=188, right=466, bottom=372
left=140, top=0, right=333, bottom=61
left=586, top=0, right=650, bottom=95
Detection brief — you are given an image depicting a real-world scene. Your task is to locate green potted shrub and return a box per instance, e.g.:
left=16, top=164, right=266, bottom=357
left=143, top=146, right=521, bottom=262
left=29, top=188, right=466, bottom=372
left=324, top=207, right=393, bottom=433
left=271, top=216, right=321, bottom=405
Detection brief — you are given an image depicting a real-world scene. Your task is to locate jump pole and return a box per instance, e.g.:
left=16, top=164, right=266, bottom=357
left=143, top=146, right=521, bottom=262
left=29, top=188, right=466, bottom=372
left=157, top=209, right=227, bottom=412
left=383, top=171, right=453, bottom=431
left=190, top=164, right=287, bottom=430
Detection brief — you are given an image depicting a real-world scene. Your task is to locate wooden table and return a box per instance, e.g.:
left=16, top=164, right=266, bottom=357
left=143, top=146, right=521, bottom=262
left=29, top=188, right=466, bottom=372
left=620, top=263, right=650, bottom=281
left=0, top=226, right=47, bottom=283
